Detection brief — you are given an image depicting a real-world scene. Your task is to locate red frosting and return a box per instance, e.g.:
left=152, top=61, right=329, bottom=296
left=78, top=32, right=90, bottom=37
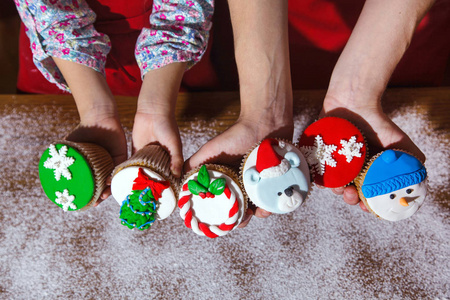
left=256, top=138, right=284, bottom=173
left=298, top=117, right=366, bottom=188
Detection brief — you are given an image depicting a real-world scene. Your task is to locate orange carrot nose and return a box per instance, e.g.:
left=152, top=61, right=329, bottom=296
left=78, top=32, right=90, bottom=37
left=399, top=197, right=409, bottom=207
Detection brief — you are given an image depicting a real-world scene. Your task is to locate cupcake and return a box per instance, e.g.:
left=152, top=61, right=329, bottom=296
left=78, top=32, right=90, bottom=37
left=38, top=141, right=114, bottom=211
left=241, top=138, right=311, bottom=214
left=355, top=149, right=427, bottom=221
left=178, top=164, right=246, bottom=238
left=111, top=144, right=178, bottom=230
left=298, top=117, right=367, bottom=188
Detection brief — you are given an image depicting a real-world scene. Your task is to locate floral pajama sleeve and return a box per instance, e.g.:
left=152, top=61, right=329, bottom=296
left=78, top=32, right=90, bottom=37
left=135, top=0, right=214, bottom=77
left=14, top=0, right=111, bottom=92
left=13, top=0, right=214, bottom=92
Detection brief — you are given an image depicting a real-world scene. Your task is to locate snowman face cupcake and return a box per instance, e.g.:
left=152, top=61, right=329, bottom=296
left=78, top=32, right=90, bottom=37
left=366, top=181, right=427, bottom=221
left=357, top=149, right=428, bottom=222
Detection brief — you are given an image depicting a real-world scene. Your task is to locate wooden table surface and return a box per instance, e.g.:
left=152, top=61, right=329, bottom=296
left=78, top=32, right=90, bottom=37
left=0, top=87, right=449, bottom=137
left=1, top=88, right=448, bottom=298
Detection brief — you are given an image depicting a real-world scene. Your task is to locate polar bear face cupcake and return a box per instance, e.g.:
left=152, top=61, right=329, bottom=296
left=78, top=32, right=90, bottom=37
left=242, top=138, right=311, bottom=214
left=356, top=150, right=427, bottom=221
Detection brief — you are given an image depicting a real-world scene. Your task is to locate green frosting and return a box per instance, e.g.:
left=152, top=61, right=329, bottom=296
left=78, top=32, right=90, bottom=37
left=188, top=165, right=226, bottom=197
left=120, top=188, right=158, bottom=230
left=38, top=143, right=95, bottom=211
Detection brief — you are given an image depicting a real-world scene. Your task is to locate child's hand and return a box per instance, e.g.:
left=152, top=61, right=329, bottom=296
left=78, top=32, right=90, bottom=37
left=133, top=62, right=187, bottom=178
left=64, top=116, right=128, bottom=205
left=51, top=57, right=127, bottom=205
left=322, top=93, right=426, bottom=211
left=132, top=111, right=183, bottom=178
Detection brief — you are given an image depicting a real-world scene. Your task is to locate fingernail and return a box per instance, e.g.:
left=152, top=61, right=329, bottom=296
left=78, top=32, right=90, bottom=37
left=172, top=166, right=181, bottom=178
left=242, top=212, right=252, bottom=223
left=260, top=211, right=271, bottom=218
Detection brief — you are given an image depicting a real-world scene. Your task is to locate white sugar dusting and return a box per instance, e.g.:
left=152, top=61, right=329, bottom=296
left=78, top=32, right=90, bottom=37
left=0, top=102, right=448, bottom=299
left=180, top=119, right=218, bottom=159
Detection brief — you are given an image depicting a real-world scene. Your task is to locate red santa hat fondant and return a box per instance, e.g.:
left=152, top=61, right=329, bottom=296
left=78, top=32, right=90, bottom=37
left=256, top=139, right=290, bottom=179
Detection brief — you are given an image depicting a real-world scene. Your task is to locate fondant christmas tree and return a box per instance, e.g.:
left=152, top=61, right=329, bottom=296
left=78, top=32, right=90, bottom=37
left=120, top=168, right=170, bottom=230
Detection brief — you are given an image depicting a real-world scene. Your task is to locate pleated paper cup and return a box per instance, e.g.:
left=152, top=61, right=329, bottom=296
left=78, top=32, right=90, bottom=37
left=112, top=144, right=176, bottom=185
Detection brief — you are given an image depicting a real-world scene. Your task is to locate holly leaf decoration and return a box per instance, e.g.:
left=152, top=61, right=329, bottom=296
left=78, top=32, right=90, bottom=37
left=208, top=178, right=226, bottom=195
left=188, top=179, right=208, bottom=195
left=197, top=165, right=210, bottom=188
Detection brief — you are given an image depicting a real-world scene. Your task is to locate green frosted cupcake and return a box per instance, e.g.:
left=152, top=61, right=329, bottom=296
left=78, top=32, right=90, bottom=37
left=38, top=141, right=114, bottom=211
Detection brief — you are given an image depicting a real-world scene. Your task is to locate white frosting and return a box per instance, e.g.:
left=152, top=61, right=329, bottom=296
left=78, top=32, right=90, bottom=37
left=300, top=135, right=337, bottom=176
left=366, top=181, right=427, bottom=221
left=44, top=144, right=75, bottom=181
left=180, top=170, right=245, bottom=234
left=243, top=142, right=310, bottom=214
left=260, top=159, right=290, bottom=179
left=54, top=189, right=77, bottom=211
left=277, top=189, right=303, bottom=212
left=111, top=166, right=176, bottom=220
left=337, top=136, right=363, bottom=163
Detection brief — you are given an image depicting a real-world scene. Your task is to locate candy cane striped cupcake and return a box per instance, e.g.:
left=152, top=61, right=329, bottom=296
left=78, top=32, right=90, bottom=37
left=178, top=164, right=247, bottom=238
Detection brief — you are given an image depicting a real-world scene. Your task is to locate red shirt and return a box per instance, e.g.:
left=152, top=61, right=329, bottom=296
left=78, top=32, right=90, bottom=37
left=17, top=0, right=450, bottom=95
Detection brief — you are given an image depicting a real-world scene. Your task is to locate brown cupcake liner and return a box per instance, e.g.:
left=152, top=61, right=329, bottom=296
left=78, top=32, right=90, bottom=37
left=58, top=140, right=115, bottom=210
left=112, top=144, right=179, bottom=196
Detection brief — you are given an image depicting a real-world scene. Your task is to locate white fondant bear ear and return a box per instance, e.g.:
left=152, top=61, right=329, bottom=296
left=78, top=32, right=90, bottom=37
left=284, top=152, right=300, bottom=168
left=244, top=167, right=261, bottom=185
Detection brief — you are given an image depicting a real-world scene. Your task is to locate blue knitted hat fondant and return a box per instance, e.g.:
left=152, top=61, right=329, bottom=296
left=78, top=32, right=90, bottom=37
left=361, top=150, right=427, bottom=198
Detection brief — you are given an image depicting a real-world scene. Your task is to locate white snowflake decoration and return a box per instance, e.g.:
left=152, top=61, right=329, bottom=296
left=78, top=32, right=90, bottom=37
left=300, top=135, right=337, bottom=175
left=43, top=144, right=75, bottom=181
left=338, top=136, right=363, bottom=163
left=55, top=189, right=77, bottom=211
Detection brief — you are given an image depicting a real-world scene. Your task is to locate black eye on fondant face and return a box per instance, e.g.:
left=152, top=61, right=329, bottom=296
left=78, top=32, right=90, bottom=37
left=389, top=194, right=396, bottom=200
left=277, top=192, right=282, bottom=196
left=406, top=189, right=413, bottom=194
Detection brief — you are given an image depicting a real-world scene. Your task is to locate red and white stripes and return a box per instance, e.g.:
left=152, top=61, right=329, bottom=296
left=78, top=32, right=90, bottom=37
left=178, top=183, right=239, bottom=238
